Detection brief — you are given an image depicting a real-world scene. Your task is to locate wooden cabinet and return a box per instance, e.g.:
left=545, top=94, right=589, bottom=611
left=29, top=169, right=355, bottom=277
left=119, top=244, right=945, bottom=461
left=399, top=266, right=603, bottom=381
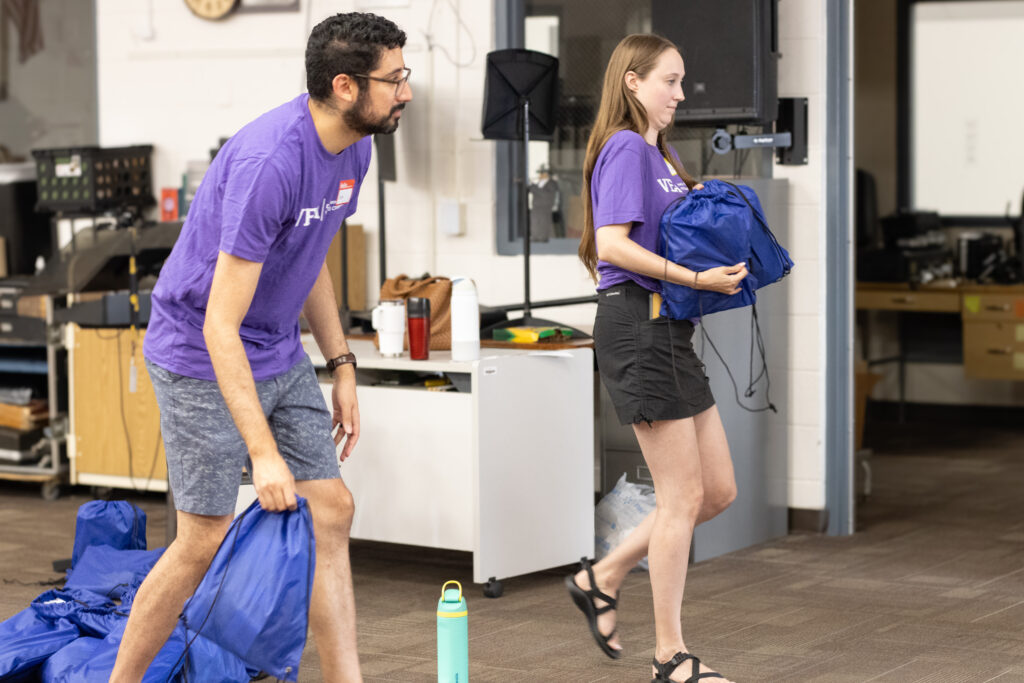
left=961, top=290, right=1024, bottom=380
left=67, top=324, right=167, bottom=491
left=855, top=288, right=960, bottom=313
left=857, top=283, right=1024, bottom=386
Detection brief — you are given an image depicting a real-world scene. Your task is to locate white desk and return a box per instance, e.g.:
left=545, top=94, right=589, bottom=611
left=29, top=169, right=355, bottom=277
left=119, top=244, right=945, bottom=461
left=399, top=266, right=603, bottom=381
left=296, top=337, right=594, bottom=587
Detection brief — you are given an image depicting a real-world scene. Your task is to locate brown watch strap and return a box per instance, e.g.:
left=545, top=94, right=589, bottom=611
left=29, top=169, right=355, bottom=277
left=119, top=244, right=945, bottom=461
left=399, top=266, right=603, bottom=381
left=326, top=352, right=357, bottom=372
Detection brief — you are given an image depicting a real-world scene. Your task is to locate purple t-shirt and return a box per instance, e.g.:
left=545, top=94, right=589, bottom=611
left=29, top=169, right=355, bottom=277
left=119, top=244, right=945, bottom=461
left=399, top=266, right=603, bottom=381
left=591, top=129, right=689, bottom=292
left=144, top=94, right=372, bottom=381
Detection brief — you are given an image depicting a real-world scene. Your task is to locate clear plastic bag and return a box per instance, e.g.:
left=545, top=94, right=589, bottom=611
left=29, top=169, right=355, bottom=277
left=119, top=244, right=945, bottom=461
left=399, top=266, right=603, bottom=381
left=594, top=473, right=656, bottom=570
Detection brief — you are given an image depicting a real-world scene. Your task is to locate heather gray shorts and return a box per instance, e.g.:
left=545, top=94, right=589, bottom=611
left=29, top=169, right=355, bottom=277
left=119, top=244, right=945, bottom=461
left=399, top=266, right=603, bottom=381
left=146, top=355, right=340, bottom=516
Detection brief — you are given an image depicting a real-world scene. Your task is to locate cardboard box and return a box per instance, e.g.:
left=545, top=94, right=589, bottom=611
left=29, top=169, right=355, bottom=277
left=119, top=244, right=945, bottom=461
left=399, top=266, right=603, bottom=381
left=326, top=223, right=366, bottom=311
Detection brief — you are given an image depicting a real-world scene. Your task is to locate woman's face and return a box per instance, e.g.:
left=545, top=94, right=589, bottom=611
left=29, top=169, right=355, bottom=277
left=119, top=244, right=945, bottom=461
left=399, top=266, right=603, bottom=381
left=629, top=48, right=686, bottom=135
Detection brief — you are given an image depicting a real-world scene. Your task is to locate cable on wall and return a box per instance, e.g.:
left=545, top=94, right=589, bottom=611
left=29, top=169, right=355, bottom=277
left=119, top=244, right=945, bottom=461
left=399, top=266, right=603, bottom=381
left=424, top=0, right=477, bottom=68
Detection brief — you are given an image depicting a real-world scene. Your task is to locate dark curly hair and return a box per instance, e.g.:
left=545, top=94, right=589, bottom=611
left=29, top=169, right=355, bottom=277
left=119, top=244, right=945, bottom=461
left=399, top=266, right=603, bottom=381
left=306, top=13, right=407, bottom=103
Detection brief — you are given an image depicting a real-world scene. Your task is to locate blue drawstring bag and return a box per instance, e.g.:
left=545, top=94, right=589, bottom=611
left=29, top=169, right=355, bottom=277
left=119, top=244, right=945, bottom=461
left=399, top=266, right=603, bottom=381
left=176, top=629, right=254, bottom=683
left=659, top=179, right=793, bottom=320
left=64, top=545, right=164, bottom=600
left=71, top=501, right=147, bottom=568
left=177, top=497, right=316, bottom=682
left=0, top=588, right=117, bottom=679
left=29, top=588, right=122, bottom=640
left=40, top=621, right=188, bottom=683
left=0, top=609, right=79, bottom=680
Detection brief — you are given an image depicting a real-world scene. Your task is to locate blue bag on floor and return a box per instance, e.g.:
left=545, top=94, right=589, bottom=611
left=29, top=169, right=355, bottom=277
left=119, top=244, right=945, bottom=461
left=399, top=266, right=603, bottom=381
left=40, top=621, right=188, bottom=683
left=0, top=587, right=121, bottom=679
left=0, top=608, right=79, bottom=680
left=179, top=498, right=316, bottom=682
left=29, top=588, right=122, bottom=639
left=64, top=545, right=164, bottom=600
left=659, top=179, right=793, bottom=320
left=71, top=500, right=147, bottom=567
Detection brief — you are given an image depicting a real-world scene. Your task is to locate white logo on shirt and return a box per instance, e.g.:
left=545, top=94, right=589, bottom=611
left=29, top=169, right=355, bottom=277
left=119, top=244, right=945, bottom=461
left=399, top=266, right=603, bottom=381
left=295, top=179, right=356, bottom=227
left=656, top=178, right=686, bottom=194
left=296, top=198, right=327, bottom=228
left=296, top=202, right=324, bottom=227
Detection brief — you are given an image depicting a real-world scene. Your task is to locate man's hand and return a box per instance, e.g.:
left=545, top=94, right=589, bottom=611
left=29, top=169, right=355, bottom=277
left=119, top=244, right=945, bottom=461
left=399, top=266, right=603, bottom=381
left=332, top=367, right=360, bottom=462
left=251, top=451, right=298, bottom=512
left=697, top=262, right=749, bottom=295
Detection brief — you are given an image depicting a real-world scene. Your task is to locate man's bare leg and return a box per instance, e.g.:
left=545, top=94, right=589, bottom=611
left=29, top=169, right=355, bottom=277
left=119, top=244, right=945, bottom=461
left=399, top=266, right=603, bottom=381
left=110, top=511, right=232, bottom=683
left=296, top=478, right=361, bottom=683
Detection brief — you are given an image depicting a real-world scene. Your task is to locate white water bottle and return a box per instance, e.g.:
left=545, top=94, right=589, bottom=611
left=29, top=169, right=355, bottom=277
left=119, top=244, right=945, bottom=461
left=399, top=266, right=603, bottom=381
left=450, top=276, right=480, bottom=362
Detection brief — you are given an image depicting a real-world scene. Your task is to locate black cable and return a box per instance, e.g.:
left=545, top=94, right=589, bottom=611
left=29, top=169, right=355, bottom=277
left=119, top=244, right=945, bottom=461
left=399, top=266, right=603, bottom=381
left=94, top=328, right=162, bottom=492
left=696, top=296, right=774, bottom=411
left=2, top=577, right=64, bottom=587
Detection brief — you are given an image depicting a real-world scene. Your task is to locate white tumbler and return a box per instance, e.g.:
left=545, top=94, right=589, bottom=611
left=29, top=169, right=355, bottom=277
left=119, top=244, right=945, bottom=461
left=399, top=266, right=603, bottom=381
left=372, top=299, right=406, bottom=357
left=450, top=276, right=480, bottom=362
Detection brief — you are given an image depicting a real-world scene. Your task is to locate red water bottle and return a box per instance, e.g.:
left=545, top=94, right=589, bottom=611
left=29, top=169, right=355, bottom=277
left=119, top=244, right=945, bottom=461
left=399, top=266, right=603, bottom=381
left=407, top=297, right=430, bottom=360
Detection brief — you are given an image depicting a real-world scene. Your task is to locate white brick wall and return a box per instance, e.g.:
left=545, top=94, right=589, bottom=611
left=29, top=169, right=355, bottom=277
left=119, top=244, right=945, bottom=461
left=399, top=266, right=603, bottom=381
left=773, top=0, right=828, bottom=510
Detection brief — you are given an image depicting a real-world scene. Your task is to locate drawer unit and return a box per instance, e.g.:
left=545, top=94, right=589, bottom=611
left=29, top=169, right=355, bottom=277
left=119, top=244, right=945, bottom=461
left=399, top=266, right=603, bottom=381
left=961, top=292, right=1024, bottom=322
left=963, top=320, right=1024, bottom=380
left=855, top=289, right=960, bottom=313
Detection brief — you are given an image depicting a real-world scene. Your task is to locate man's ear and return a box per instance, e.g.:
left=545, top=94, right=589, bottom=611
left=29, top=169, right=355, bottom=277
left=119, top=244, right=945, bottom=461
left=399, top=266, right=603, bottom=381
left=332, top=73, right=360, bottom=104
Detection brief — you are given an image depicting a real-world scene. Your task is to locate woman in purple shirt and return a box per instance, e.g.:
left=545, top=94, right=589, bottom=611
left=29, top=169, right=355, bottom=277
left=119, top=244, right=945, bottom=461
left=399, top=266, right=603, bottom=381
left=565, top=34, right=747, bottom=683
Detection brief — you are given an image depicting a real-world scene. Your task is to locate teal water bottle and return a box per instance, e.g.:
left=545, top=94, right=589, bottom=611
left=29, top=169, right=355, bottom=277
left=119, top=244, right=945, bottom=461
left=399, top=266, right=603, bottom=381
left=436, top=580, right=469, bottom=682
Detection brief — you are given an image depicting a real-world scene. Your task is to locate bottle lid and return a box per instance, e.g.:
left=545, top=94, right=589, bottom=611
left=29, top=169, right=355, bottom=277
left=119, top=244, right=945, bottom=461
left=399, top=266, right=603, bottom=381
left=437, top=580, right=467, bottom=615
left=407, top=297, right=430, bottom=318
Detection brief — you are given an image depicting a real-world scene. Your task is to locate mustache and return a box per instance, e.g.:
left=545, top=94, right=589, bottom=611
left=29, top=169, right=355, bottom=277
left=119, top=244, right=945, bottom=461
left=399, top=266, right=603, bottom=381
left=390, top=103, right=406, bottom=115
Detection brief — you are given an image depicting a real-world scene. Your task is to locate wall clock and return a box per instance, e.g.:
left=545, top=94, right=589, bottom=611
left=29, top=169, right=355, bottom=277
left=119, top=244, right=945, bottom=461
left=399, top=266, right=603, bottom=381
left=183, top=0, right=239, bottom=21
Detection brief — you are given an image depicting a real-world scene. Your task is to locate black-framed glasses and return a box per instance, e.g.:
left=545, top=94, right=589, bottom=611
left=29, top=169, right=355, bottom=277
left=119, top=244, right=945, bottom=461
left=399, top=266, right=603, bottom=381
left=351, top=67, right=412, bottom=96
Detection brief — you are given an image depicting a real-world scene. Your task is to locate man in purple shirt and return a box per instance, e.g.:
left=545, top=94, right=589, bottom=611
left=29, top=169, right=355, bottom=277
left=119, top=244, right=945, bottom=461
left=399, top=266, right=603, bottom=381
left=112, top=13, right=412, bottom=682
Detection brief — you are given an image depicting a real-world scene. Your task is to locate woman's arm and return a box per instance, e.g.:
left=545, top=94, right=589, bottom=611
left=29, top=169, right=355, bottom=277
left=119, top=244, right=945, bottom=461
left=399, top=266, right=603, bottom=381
left=595, top=224, right=747, bottom=294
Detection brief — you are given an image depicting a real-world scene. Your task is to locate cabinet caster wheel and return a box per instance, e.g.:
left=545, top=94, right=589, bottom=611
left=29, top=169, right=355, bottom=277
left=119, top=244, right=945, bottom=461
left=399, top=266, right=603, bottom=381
left=41, top=481, right=61, bottom=501
left=483, top=577, right=503, bottom=598
left=90, top=486, right=113, bottom=500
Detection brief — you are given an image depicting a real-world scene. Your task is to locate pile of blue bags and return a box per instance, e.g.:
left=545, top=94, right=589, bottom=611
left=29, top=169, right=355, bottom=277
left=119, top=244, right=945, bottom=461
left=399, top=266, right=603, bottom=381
left=0, top=498, right=316, bottom=682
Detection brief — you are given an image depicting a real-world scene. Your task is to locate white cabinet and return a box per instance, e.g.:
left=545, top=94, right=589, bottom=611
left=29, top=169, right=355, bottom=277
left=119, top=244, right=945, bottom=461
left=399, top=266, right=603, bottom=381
left=307, top=338, right=595, bottom=585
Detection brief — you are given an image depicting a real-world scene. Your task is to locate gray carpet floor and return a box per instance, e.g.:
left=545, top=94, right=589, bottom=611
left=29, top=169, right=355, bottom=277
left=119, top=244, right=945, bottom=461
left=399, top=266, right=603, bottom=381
left=2, top=419, right=1023, bottom=682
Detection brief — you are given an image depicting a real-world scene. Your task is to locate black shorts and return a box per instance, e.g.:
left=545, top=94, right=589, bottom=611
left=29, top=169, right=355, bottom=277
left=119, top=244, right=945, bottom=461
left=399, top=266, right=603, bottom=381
left=594, top=281, right=716, bottom=426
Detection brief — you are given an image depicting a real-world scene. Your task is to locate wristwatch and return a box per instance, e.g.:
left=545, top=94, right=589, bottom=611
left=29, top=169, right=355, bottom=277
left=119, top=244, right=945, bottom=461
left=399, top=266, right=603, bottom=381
left=326, top=352, right=357, bottom=372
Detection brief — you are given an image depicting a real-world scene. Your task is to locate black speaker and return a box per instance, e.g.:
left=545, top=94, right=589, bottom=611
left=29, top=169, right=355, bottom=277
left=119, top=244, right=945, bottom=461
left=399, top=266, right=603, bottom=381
left=481, top=49, right=559, bottom=141
left=652, top=0, right=779, bottom=124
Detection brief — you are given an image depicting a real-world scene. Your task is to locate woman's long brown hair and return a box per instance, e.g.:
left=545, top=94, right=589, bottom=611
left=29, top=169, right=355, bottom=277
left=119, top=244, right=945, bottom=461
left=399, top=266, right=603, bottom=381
left=578, top=34, right=695, bottom=283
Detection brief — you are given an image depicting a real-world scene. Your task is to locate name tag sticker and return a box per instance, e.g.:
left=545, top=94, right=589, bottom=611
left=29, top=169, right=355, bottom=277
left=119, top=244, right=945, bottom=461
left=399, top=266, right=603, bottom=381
left=336, top=179, right=355, bottom=205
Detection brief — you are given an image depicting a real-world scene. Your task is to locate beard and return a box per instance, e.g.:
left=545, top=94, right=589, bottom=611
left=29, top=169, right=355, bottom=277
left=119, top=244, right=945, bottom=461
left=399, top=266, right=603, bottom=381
left=343, top=95, right=405, bottom=136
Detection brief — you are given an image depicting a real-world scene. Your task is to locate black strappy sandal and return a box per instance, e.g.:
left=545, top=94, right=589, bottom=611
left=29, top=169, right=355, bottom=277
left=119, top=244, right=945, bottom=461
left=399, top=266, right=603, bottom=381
left=564, top=556, right=621, bottom=659
left=652, top=652, right=726, bottom=682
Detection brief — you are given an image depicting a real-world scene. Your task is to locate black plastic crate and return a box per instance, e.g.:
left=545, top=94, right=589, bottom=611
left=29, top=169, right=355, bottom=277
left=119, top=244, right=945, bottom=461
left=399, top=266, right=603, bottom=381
left=31, top=145, right=155, bottom=213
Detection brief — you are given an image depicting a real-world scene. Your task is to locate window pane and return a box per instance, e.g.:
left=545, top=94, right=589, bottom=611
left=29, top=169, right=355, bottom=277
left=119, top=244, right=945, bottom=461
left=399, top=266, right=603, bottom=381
left=524, top=1, right=652, bottom=242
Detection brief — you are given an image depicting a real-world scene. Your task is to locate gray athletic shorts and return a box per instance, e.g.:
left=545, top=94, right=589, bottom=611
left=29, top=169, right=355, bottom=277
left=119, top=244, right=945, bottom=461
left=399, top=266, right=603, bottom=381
left=146, top=355, right=340, bottom=516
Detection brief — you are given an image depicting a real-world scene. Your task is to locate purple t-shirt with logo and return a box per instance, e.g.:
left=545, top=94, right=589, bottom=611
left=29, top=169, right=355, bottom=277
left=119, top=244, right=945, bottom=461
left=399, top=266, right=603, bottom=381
left=591, top=129, right=689, bottom=293
left=144, top=94, right=372, bottom=381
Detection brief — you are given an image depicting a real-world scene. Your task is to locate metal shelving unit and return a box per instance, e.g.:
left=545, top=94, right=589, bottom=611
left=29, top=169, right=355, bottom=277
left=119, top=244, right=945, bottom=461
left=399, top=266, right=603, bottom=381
left=0, top=295, right=67, bottom=500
